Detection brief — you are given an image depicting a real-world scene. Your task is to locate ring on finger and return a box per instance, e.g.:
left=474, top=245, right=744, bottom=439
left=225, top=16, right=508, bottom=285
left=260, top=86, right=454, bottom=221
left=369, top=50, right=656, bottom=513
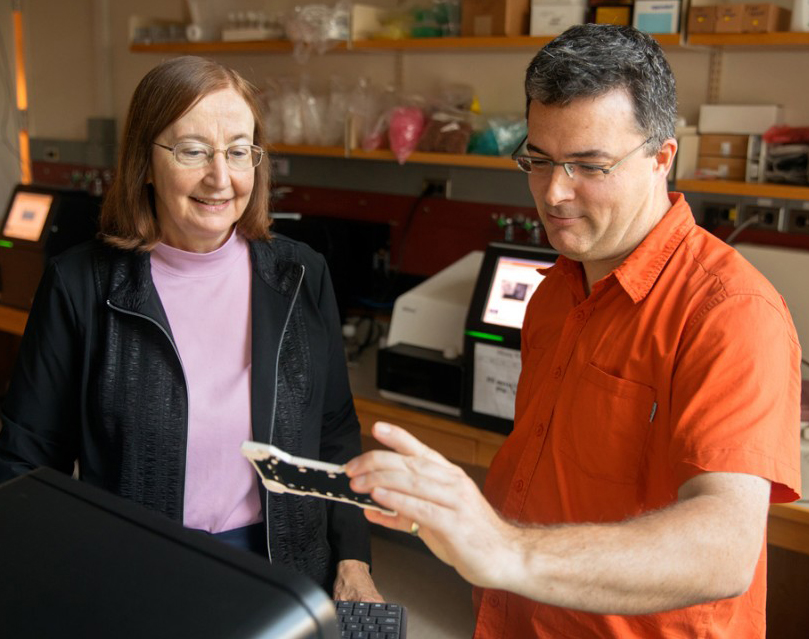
left=409, top=521, right=420, bottom=536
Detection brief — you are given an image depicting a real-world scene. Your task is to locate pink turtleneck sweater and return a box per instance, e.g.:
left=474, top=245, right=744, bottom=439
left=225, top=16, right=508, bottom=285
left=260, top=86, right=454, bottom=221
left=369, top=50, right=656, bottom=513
left=151, top=231, right=261, bottom=533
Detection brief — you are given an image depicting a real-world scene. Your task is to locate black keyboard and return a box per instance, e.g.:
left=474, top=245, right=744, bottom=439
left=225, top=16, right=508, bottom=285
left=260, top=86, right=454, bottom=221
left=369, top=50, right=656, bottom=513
left=335, top=600, right=407, bottom=639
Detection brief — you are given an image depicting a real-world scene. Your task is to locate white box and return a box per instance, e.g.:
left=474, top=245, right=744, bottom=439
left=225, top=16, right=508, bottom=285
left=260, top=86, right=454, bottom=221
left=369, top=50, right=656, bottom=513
left=675, top=133, right=700, bottom=180
left=698, top=104, right=784, bottom=135
left=792, top=0, right=809, bottom=31
left=633, top=0, right=680, bottom=33
left=530, top=3, right=587, bottom=35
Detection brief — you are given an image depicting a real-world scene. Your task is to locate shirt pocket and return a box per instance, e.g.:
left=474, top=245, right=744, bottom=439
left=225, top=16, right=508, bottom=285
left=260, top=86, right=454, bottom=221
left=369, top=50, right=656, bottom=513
left=558, top=362, right=656, bottom=485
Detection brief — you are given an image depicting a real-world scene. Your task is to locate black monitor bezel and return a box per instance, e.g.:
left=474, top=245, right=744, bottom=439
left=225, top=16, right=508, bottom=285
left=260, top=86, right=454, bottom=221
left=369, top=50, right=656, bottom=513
left=465, top=242, right=558, bottom=347
left=0, top=183, right=61, bottom=248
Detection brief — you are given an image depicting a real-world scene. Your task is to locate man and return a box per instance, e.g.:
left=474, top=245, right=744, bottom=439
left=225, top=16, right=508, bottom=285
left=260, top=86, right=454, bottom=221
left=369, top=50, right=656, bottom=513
left=346, top=24, right=802, bottom=638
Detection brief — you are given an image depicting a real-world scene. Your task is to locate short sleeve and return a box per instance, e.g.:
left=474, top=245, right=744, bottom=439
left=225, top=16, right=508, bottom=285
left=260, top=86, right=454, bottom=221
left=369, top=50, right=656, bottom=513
left=669, top=292, right=802, bottom=503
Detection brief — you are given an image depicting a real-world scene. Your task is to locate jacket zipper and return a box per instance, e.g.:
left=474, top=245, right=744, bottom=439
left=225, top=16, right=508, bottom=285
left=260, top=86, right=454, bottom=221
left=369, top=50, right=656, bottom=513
left=264, top=264, right=305, bottom=563
left=105, top=300, right=192, bottom=515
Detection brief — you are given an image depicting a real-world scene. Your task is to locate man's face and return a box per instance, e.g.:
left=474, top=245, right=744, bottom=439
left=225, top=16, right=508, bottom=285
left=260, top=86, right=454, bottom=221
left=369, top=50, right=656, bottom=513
left=525, top=90, right=667, bottom=275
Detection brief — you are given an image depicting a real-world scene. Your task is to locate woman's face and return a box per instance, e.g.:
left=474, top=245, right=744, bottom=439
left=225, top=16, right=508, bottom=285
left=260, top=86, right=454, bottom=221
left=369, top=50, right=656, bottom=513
left=149, top=87, right=256, bottom=253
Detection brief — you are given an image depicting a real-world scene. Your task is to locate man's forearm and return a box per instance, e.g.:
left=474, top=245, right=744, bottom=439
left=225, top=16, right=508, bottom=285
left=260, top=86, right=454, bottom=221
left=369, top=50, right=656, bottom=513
left=491, top=474, right=770, bottom=614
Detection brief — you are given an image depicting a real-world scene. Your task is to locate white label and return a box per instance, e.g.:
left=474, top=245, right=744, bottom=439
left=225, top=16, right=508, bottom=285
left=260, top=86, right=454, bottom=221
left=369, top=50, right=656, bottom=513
left=472, top=343, right=522, bottom=420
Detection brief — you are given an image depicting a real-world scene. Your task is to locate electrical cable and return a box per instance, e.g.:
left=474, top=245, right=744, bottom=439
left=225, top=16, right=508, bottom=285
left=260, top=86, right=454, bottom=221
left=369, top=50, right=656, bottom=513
left=393, top=182, right=437, bottom=273
left=724, top=213, right=761, bottom=245
left=801, top=357, right=809, bottom=370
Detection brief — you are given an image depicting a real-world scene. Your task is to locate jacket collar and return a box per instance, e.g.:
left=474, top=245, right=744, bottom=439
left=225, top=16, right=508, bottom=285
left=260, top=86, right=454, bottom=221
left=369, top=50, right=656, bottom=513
left=105, top=237, right=303, bottom=314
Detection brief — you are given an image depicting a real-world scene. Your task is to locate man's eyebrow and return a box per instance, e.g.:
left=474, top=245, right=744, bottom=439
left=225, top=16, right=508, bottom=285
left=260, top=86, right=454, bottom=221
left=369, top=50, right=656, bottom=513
left=525, top=142, right=612, bottom=160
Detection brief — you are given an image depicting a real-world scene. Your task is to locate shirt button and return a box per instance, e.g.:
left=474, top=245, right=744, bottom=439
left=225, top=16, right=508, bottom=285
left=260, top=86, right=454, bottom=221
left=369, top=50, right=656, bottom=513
left=536, top=422, right=545, bottom=437
left=488, top=594, right=500, bottom=608
left=574, top=310, right=585, bottom=321
left=514, top=479, right=525, bottom=493
left=552, top=366, right=562, bottom=379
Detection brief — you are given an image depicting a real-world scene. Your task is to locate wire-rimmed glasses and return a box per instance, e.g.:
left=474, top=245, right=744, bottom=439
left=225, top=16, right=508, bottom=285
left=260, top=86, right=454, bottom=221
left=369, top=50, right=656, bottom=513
left=511, top=136, right=652, bottom=181
left=153, top=141, right=265, bottom=170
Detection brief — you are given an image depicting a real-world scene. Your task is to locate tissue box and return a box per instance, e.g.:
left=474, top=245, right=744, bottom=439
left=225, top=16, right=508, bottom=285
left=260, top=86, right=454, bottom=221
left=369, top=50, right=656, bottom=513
left=633, top=0, right=680, bottom=33
left=530, top=2, right=587, bottom=34
left=462, top=0, right=531, bottom=36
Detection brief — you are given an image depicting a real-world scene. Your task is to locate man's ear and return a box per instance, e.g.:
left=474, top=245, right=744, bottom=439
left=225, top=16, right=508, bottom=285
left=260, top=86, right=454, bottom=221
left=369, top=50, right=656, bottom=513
left=654, top=137, right=678, bottom=179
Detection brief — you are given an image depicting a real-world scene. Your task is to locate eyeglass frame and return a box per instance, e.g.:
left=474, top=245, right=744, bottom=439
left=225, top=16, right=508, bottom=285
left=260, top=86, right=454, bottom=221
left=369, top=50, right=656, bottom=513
left=153, top=141, right=265, bottom=170
left=510, top=136, right=653, bottom=179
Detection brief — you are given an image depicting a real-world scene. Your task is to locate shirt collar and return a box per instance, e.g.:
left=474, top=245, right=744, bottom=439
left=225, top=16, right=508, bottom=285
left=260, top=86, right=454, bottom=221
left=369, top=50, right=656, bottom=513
left=548, top=192, right=695, bottom=303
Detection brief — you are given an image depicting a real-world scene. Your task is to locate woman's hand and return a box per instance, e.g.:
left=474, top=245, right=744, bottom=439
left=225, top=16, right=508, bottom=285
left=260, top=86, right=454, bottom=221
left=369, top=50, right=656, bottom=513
left=333, top=560, right=384, bottom=602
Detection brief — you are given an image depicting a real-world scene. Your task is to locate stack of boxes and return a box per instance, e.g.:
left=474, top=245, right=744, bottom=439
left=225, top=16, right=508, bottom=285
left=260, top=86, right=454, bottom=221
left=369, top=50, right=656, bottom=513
left=528, top=0, right=681, bottom=35
left=697, top=134, right=751, bottom=180
left=688, top=2, right=792, bottom=34
left=682, top=104, right=784, bottom=182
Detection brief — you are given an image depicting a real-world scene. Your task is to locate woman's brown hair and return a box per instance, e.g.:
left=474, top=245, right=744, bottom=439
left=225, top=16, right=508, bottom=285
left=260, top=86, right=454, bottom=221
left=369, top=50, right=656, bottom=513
left=101, top=56, right=272, bottom=251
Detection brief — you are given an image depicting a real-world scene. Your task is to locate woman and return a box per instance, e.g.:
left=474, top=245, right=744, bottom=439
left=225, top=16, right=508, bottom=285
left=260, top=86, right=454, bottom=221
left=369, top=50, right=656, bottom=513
left=0, top=56, right=380, bottom=601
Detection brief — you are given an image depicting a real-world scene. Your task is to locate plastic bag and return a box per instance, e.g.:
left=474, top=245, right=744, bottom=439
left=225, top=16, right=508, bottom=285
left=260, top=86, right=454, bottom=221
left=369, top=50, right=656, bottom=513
left=388, top=105, right=426, bottom=164
left=284, top=2, right=349, bottom=63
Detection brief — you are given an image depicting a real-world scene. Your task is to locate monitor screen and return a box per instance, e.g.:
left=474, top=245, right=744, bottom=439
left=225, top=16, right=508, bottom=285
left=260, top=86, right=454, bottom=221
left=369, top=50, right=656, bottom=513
left=481, top=255, right=554, bottom=329
left=2, top=191, right=53, bottom=242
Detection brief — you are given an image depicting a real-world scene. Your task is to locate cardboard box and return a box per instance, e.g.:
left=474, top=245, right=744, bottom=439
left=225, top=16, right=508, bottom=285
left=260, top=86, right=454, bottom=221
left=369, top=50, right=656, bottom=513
left=530, top=3, right=587, bottom=35
left=688, top=6, right=717, bottom=33
left=462, top=0, right=531, bottom=36
left=715, top=4, right=744, bottom=32
left=594, top=5, right=632, bottom=25
left=742, top=3, right=792, bottom=32
left=698, top=104, right=784, bottom=134
left=699, top=134, right=750, bottom=157
left=697, top=155, right=748, bottom=180
left=633, top=0, right=680, bottom=33
left=688, top=5, right=718, bottom=33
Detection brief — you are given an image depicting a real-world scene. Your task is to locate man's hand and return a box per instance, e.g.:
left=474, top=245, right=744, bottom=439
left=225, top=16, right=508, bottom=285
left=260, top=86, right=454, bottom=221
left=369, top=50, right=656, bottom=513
left=346, top=421, right=772, bottom=615
left=346, top=421, right=516, bottom=590
left=333, top=560, right=384, bottom=603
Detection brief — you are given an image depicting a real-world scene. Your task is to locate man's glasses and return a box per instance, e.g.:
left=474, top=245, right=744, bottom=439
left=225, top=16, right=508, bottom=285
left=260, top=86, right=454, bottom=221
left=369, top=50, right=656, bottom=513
left=511, top=137, right=652, bottom=181
left=153, top=141, right=265, bottom=170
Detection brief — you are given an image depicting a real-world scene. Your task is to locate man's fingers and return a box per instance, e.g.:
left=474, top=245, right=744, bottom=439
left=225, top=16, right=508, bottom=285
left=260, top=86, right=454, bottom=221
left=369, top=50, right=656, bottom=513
left=351, top=464, right=464, bottom=510
left=370, top=422, right=450, bottom=465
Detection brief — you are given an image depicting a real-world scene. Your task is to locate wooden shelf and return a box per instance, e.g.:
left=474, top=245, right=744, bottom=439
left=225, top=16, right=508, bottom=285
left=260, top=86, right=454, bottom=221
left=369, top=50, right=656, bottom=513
left=271, top=144, right=519, bottom=170
left=0, top=304, right=28, bottom=337
left=676, top=179, right=809, bottom=200
left=688, top=31, right=809, bottom=50
left=129, top=33, right=682, bottom=55
left=769, top=503, right=809, bottom=555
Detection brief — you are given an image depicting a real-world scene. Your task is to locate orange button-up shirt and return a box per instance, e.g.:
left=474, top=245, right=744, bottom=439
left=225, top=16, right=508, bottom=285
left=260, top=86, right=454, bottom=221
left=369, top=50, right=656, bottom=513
left=475, top=193, right=802, bottom=639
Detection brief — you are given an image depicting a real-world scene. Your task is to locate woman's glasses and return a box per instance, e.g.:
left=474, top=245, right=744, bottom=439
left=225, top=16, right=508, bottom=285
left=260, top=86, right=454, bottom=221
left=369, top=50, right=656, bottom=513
left=153, top=141, right=264, bottom=170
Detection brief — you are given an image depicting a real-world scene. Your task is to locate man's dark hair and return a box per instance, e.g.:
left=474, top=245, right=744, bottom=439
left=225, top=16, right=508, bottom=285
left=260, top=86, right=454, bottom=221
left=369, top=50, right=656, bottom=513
left=525, top=24, right=677, bottom=154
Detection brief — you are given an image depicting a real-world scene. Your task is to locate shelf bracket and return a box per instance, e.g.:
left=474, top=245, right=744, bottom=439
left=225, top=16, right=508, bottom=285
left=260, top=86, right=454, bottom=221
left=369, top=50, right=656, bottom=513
left=707, top=48, right=723, bottom=104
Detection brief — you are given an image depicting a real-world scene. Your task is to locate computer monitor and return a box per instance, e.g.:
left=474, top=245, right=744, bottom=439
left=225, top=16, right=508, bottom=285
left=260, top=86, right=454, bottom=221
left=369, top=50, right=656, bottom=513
left=0, top=184, right=99, bottom=309
left=0, top=468, right=339, bottom=639
left=462, top=242, right=557, bottom=434
left=1, top=190, right=54, bottom=243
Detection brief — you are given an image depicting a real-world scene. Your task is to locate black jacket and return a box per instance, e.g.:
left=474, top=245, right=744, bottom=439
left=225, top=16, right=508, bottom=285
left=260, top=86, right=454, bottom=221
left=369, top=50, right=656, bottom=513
left=0, top=234, right=370, bottom=589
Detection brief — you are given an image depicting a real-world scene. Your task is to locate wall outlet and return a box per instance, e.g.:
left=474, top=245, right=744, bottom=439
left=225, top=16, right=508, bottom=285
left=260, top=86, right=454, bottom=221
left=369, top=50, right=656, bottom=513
left=703, top=201, right=738, bottom=227
left=422, top=178, right=451, bottom=198
left=737, top=205, right=784, bottom=232
left=787, top=208, right=809, bottom=235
